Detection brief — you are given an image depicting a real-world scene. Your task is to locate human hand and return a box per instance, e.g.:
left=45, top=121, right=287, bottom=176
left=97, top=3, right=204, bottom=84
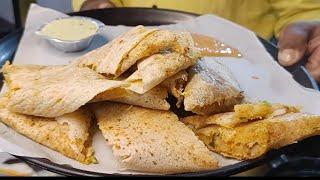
left=278, top=21, right=320, bottom=82
left=80, top=0, right=115, bottom=11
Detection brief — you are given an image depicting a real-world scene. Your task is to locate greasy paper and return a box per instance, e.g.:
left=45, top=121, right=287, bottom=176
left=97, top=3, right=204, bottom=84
left=1, top=4, right=320, bottom=175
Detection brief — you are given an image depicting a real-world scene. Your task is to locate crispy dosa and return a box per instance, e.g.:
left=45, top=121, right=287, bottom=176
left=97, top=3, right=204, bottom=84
left=160, top=70, right=188, bottom=108
left=77, top=26, right=199, bottom=78
left=118, top=30, right=199, bottom=77
left=94, top=102, right=218, bottom=173
left=183, top=60, right=243, bottom=115
left=183, top=104, right=320, bottom=160
left=126, top=53, right=197, bottom=94
left=184, top=103, right=301, bottom=129
left=0, top=102, right=95, bottom=164
left=92, top=86, right=170, bottom=110
left=94, top=71, right=189, bottom=110
left=2, top=63, right=126, bottom=117
left=77, top=26, right=157, bottom=78
left=234, top=103, right=300, bottom=123
left=93, top=70, right=188, bottom=110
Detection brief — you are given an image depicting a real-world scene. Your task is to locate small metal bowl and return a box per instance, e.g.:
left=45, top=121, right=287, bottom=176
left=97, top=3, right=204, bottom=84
left=35, top=16, right=105, bottom=52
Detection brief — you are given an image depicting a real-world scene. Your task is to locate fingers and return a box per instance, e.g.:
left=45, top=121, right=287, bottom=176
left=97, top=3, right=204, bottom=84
left=278, top=49, right=302, bottom=66
left=307, top=45, right=320, bottom=70
left=307, top=24, right=320, bottom=54
left=278, top=21, right=320, bottom=82
left=278, top=22, right=314, bottom=66
left=307, top=36, right=320, bottom=54
left=306, top=63, right=320, bottom=82
left=306, top=23, right=320, bottom=82
left=306, top=45, right=320, bottom=82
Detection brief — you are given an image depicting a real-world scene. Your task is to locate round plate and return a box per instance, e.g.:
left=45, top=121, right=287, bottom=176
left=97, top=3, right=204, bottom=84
left=17, top=154, right=271, bottom=177
left=70, top=7, right=198, bottom=26
left=6, top=7, right=318, bottom=176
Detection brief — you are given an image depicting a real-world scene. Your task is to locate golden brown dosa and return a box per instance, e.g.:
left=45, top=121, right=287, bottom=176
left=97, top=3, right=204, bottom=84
left=92, top=86, right=170, bottom=110
left=77, top=25, right=157, bottom=78
left=183, top=60, right=243, bottom=115
left=0, top=101, right=95, bottom=164
left=183, top=103, right=301, bottom=129
left=77, top=26, right=199, bottom=78
left=126, top=53, right=197, bottom=94
left=118, top=30, right=199, bottom=77
left=93, top=102, right=218, bottom=173
left=160, top=70, right=188, bottom=107
left=184, top=112, right=320, bottom=160
left=2, top=63, right=126, bottom=117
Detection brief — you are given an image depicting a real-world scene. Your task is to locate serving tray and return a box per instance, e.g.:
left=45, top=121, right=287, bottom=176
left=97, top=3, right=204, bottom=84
left=0, top=7, right=319, bottom=176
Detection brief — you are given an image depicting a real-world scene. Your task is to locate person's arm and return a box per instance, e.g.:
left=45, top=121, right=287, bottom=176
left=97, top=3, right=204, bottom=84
left=73, top=0, right=125, bottom=11
left=271, top=0, right=320, bottom=38
left=270, top=0, right=320, bottom=82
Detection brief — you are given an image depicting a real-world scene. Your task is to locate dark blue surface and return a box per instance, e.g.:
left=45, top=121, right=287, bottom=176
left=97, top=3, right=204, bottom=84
left=0, top=29, right=22, bottom=67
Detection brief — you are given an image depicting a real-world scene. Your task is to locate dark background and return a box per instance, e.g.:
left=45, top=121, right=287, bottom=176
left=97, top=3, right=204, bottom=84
left=0, top=0, right=73, bottom=39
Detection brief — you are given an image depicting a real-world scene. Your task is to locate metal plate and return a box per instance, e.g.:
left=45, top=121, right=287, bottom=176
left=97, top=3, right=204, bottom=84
left=0, top=7, right=318, bottom=176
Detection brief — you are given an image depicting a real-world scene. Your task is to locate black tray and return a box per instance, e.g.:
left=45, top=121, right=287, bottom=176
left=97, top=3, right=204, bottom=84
left=0, top=7, right=318, bottom=177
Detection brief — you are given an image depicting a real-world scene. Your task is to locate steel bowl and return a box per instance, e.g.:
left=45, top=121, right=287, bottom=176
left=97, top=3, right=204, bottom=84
left=35, top=16, right=105, bottom=52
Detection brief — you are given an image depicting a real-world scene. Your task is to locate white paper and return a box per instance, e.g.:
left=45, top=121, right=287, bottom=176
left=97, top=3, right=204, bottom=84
left=1, top=4, right=320, bottom=175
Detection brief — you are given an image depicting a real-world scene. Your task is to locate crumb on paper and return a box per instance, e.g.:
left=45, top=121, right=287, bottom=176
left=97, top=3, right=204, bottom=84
left=261, top=100, right=270, bottom=106
left=126, top=105, right=133, bottom=110
left=251, top=75, right=260, bottom=79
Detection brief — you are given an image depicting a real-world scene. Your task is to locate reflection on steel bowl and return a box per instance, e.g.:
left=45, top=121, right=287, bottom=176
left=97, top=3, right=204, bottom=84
left=35, top=16, right=105, bottom=52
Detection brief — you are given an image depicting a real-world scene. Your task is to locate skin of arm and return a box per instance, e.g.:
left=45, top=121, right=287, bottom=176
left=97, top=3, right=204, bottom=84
left=271, top=0, right=320, bottom=82
left=80, top=0, right=116, bottom=11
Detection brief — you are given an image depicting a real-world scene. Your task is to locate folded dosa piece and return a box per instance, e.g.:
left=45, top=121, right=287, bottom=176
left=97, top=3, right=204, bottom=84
left=2, top=63, right=126, bottom=117
left=183, top=111, right=320, bottom=160
left=94, top=102, right=218, bottom=173
left=0, top=103, right=95, bottom=164
left=93, top=71, right=189, bottom=110
left=126, top=53, right=197, bottom=94
left=92, top=86, right=170, bottom=110
left=184, top=60, right=243, bottom=115
left=160, top=70, right=188, bottom=108
left=184, top=103, right=301, bottom=129
left=77, top=26, right=157, bottom=78
left=234, top=102, right=300, bottom=123
left=118, top=30, right=199, bottom=77
left=77, top=26, right=199, bottom=78
left=183, top=113, right=235, bottom=131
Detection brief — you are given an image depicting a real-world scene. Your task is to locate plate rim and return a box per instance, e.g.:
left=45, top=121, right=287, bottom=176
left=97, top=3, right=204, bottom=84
left=69, top=7, right=200, bottom=18
left=3, top=7, right=316, bottom=176
left=16, top=152, right=275, bottom=177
